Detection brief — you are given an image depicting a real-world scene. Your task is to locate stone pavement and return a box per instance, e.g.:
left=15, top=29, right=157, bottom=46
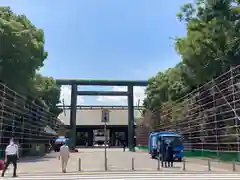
left=2, top=148, right=237, bottom=176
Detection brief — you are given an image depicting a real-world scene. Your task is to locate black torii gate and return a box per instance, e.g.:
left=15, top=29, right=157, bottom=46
left=56, top=79, right=148, bottom=151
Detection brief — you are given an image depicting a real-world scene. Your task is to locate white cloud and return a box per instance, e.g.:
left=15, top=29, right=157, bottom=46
left=96, top=86, right=146, bottom=106
left=58, top=85, right=84, bottom=105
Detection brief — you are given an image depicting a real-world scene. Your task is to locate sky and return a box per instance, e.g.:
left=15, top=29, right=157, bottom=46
left=1, top=0, right=189, bottom=106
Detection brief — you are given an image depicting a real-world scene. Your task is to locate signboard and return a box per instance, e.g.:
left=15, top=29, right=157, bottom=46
left=101, top=109, right=109, bottom=122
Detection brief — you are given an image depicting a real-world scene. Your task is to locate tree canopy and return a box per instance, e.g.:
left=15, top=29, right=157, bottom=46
left=0, top=7, right=61, bottom=116
left=0, top=7, right=47, bottom=92
left=33, top=74, right=62, bottom=115
left=144, top=0, right=240, bottom=118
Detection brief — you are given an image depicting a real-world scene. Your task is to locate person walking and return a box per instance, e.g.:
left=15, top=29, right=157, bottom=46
left=59, top=142, right=70, bottom=173
left=1, top=139, right=19, bottom=177
left=161, top=140, right=167, bottom=167
left=123, top=141, right=126, bottom=152
left=166, top=143, right=174, bottom=167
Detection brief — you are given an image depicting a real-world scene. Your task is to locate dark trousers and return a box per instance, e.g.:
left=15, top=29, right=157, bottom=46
left=123, top=144, right=126, bottom=152
left=161, top=153, right=167, bottom=167
left=2, top=155, right=17, bottom=176
left=166, top=154, right=173, bottom=167
left=167, top=159, right=173, bottom=167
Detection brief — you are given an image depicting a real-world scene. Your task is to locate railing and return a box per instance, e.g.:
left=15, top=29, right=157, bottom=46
left=74, top=157, right=240, bottom=172
left=0, top=82, right=62, bottom=158
left=152, top=66, right=240, bottom=162
left=16, top=149, right=240, bottom=173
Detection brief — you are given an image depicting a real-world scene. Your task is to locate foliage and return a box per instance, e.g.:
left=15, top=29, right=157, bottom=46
left=0, top=7, right=48, bottom=93
left=144, top=0, right=240, bottom=123
left=175, top=0, right=240, bottom=85
left=32, top=74, right=62, bottom=116
left=0, top=7, right=61, bottom=116
left=144, top=62, right=191, bottom=112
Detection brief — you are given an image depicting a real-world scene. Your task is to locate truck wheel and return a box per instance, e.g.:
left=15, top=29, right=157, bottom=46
left=178, top=157, right=182, bottom=162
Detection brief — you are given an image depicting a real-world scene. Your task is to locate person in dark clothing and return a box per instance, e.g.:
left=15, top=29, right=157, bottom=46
left=166, top=143, right=174, bottom=167
left=160, top=140, right=167, bottom=167
left=123, top=141, right=126, bottom=152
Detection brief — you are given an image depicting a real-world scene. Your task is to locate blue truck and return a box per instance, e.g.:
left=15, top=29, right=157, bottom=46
left=148, top=132, right=184, bottom=161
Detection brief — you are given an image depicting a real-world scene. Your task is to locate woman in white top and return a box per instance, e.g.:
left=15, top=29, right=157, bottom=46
left=59, top=142, right=70, bottom=173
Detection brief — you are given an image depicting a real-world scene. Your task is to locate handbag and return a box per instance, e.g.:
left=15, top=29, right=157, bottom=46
left=0, top=160, right=5, bottom=170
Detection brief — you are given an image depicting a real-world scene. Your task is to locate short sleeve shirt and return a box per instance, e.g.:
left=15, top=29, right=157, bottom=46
left=60, top=145, right=69, bottom=156
left=5, top=144, right=18, bottom=155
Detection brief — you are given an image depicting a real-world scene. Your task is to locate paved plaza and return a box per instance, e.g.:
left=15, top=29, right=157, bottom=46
left=2, top=172, right=240, bottom=180
left=2, top=148, right=239, bottom=177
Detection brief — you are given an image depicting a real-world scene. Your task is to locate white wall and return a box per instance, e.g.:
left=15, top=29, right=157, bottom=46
left=58, top=109, right=142, bottom=126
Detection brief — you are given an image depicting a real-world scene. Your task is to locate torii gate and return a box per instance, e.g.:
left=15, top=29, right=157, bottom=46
left=56, top=79, right=148, bottom=151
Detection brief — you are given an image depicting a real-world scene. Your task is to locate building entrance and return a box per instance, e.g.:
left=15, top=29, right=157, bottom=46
left=74, top=125, right=128, bottom=147
left=76, top=132, right=88, bottom=146
left=93, top=129, right=109, bottom=146
left=112, top=132, right=126, bottom=147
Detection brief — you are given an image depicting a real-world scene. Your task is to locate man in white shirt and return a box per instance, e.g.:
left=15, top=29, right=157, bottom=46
left=59, top=142, right=70, bottom=173
left=1, top=139, right=19, bottom=177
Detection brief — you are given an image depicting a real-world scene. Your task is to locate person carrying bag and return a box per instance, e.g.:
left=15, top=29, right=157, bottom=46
left=1, top=139, right=19, bottom=177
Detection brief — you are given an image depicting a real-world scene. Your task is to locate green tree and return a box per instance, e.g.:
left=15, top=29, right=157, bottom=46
left=0, top=7, right=48, bottom=93
left=143, top=0, right=240, bottom=125
left=144, top=63, right=190, bottom=112
left=165, top=63, right=191, bottom=101
left=1, top=7, right=62, bottom=116
left=144, top=74, right=167, bottom=111
left=175, top=0, right=240, bottom=85
left=33, top=74, right=62, bottom=116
